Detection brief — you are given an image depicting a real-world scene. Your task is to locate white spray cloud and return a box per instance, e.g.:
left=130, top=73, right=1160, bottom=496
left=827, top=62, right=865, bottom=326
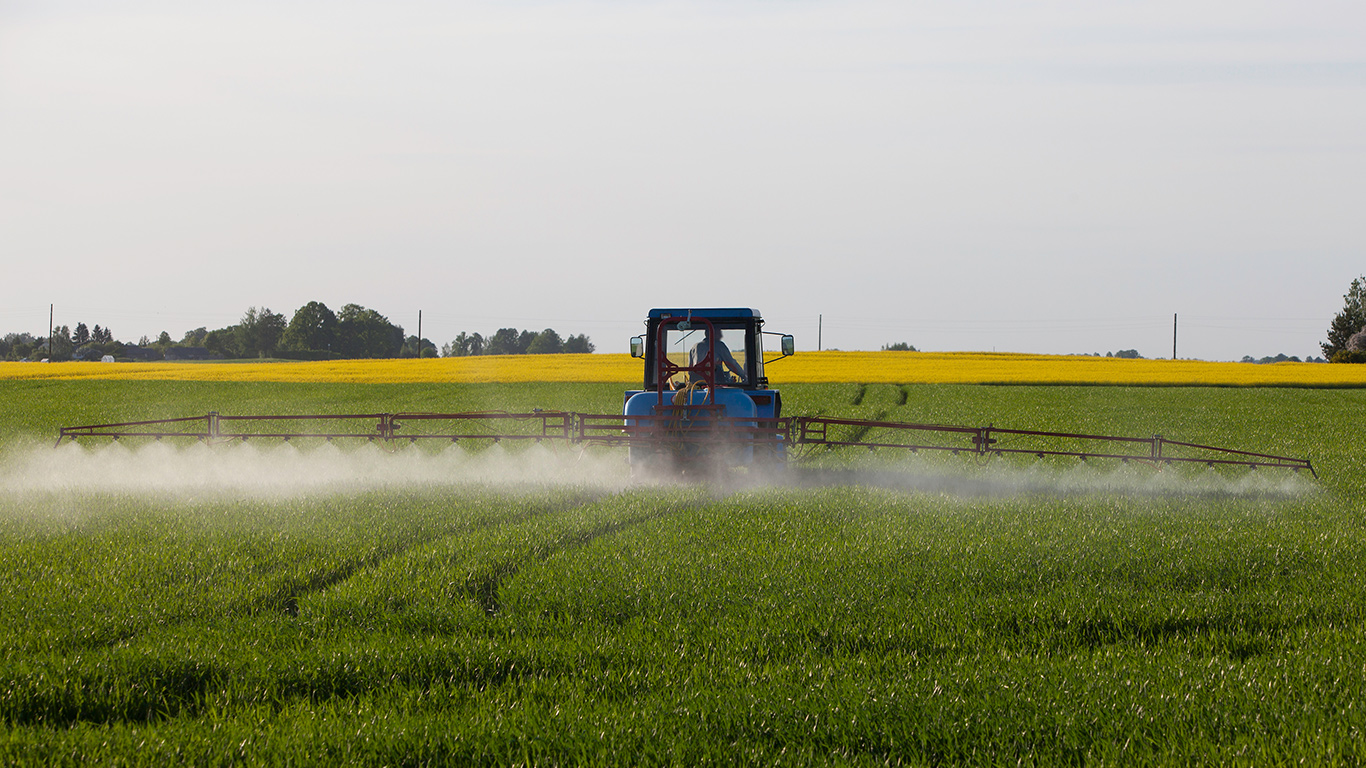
left=0, top=439, right=633, bottom=500
left=787, top=451, right=1316, bottom=500
left=0, top=439, right=1313, bottom=505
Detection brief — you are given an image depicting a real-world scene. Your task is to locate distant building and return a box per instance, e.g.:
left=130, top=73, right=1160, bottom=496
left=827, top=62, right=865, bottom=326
left=121, top=346, right=161, bottom=361
left=164, top=346, right=215, bottom=361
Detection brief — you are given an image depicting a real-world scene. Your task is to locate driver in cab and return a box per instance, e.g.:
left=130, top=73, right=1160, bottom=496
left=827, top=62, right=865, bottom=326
left=688, top=329, right=745, bottom=386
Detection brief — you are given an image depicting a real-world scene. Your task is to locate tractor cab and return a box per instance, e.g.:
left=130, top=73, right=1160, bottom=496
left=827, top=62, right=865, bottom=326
left=626, top=308, right=793, bottom=416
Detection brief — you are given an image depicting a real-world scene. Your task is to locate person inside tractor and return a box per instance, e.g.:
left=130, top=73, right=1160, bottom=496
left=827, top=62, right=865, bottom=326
left=688, top=328, right=745, bottom=386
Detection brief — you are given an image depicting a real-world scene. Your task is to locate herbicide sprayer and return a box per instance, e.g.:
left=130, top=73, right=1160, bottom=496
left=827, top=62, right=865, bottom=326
left=55, top=307, right=1315, bottom=478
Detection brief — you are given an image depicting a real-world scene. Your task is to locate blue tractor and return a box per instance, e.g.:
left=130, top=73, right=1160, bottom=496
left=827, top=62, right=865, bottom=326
left=623, top=308, right=794, bottom=473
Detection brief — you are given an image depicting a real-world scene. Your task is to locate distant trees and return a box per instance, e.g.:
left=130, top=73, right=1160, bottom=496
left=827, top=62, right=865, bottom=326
left=444, top=327, right=594, bottom=357
left=204, top=327, right=240, bottom=359
left=443, top=332, right=485, bottom=357
left=281, top=302, right=339, bottom=354
left=337, top=304, right=404, bottom=358
left=563, top=334, right=594, bottom=354
left=526, top=329, right=563, bottom=355
left=401, top=335, right=438, bottom=358
left=0, top=333, right=39, bottom=361
left=1, top=303, right=593, bottom=361
left=235, top=307, right=286, bottom=358
left=48, top=326, right=73, bottom=360
left=881, top=342, right=917, bottom=351
left=1323, top=275, right=1366, bottom=362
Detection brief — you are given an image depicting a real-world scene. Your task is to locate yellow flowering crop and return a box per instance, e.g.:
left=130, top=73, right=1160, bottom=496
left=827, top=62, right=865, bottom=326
left=772, top=351, right=1366, bottom=387
left=3, top=351, right=1365, bottom=387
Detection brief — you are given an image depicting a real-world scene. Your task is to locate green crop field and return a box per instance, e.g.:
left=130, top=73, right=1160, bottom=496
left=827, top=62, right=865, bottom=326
left=2, top=380, right=1365, bottom=765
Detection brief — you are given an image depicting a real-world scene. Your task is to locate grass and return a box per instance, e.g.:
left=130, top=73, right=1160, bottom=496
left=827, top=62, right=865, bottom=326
left=1, top=379, right=1364, bottom=765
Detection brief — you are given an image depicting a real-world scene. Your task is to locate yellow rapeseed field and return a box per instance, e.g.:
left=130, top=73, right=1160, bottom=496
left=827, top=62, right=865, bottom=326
left=3, top=352, right=1366, bottom=386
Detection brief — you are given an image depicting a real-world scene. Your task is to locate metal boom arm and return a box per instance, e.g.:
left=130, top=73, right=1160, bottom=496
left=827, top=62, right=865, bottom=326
left=55, top=411, right=1315, bottom=476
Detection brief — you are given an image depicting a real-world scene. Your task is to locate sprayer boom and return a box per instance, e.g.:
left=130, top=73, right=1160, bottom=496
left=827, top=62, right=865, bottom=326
left=55, top=410, right=1315, bottom=477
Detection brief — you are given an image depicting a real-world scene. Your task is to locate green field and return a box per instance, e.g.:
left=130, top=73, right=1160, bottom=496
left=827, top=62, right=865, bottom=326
left=2, top=381, right=1364, bottom=765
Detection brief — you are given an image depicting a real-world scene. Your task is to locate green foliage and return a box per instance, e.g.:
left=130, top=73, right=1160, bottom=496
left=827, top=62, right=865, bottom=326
left=280, top=302, right=338, bottom=353
left=1331, top=349, right=1366, bottom=364
left=203, top=327, right=241, bottom=359
left=563, top=333, right=594, bottom=354
left=336, top=304, right=403, bottom=359
left=1323, top=275, right=1366, bottom=359
left=442, top=331, right=484, bottom=357
left=235, top=307, right=286, bottom=358
left=526, top=328, right=563, bottom=354
left=880, top=342, right=917, bottom=351
left=451, top=328, right=593, bottom=356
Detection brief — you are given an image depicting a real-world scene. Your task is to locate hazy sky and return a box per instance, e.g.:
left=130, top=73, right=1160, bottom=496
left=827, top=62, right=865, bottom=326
left=2, top=1, right=1363, bottom=360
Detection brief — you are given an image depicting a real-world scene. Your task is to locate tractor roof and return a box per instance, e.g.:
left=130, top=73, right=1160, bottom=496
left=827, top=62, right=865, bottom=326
left=646, top=308, right=761, bottom=320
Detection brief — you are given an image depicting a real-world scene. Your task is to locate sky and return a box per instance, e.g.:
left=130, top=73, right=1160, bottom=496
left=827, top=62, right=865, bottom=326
left=1, top=0, right=1363, bottom=361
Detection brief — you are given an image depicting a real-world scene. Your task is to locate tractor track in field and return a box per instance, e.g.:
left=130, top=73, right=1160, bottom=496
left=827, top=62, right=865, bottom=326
left=465, top=493, right=710, bottom=617
left=263, top=489, right=618, bottom=618
left=49, top=489, right=621, bottom=651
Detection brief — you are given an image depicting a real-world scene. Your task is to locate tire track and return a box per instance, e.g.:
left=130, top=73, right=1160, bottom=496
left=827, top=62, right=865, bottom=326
left=465, top=491, right=708, bottom=616
left=262, top=489, right=614, bottom=618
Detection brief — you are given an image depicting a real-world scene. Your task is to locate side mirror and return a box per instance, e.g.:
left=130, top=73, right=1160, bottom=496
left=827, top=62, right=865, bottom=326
left=781, top=335, right=795, bottom=357
left=630, top=336, right=644, bottom=358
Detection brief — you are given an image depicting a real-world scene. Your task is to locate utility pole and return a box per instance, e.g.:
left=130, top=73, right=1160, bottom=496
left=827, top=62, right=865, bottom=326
left=417, top=310, right=422, bottom=358
left=48, top=304, right=53, bottom=359
left=818, top=314, right=823, bottom=352
left=1172, top=313, right=1177, bottom=360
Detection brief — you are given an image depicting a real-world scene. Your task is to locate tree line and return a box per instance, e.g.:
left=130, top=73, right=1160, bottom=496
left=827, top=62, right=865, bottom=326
left=442, top=329, right=594, bottom=357
left=1, top=302, right=594, bottom=361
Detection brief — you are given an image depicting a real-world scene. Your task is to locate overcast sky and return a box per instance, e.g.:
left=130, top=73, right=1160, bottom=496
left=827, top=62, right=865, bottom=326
left=2, top=1, right=1363, bottom=360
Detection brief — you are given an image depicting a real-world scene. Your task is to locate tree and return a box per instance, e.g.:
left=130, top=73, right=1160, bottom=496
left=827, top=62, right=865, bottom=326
left=180, top=327, right=207, bottom=346
left=1322, top=275, right=1366, bottom=359
left=156, top=331, right=173, bottom=349
left=47, top=325, right=73, bottom=360
left=563, top=334, right=594, bottom=354
left=401, top=335, right=436, bottom=358
left=204, top=327, right=242, bottom=358
left=72, top=323, right=90, bottom=346
left=92, top=325, right=113, bottom=344
left=4, top=332, right=36, bottom=360
left=444, top=332, right=476, bottom=357
left=281, top=301, right=339, bottom=352
left=336, top=304, right=403, bottom=358
left=485, top=328, right=522, bottom=356
left=527, top=328, right=563, bottom=354
left=881, top=342, right=917, bottom=351
left=235, top=307, right=286, bottom=358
